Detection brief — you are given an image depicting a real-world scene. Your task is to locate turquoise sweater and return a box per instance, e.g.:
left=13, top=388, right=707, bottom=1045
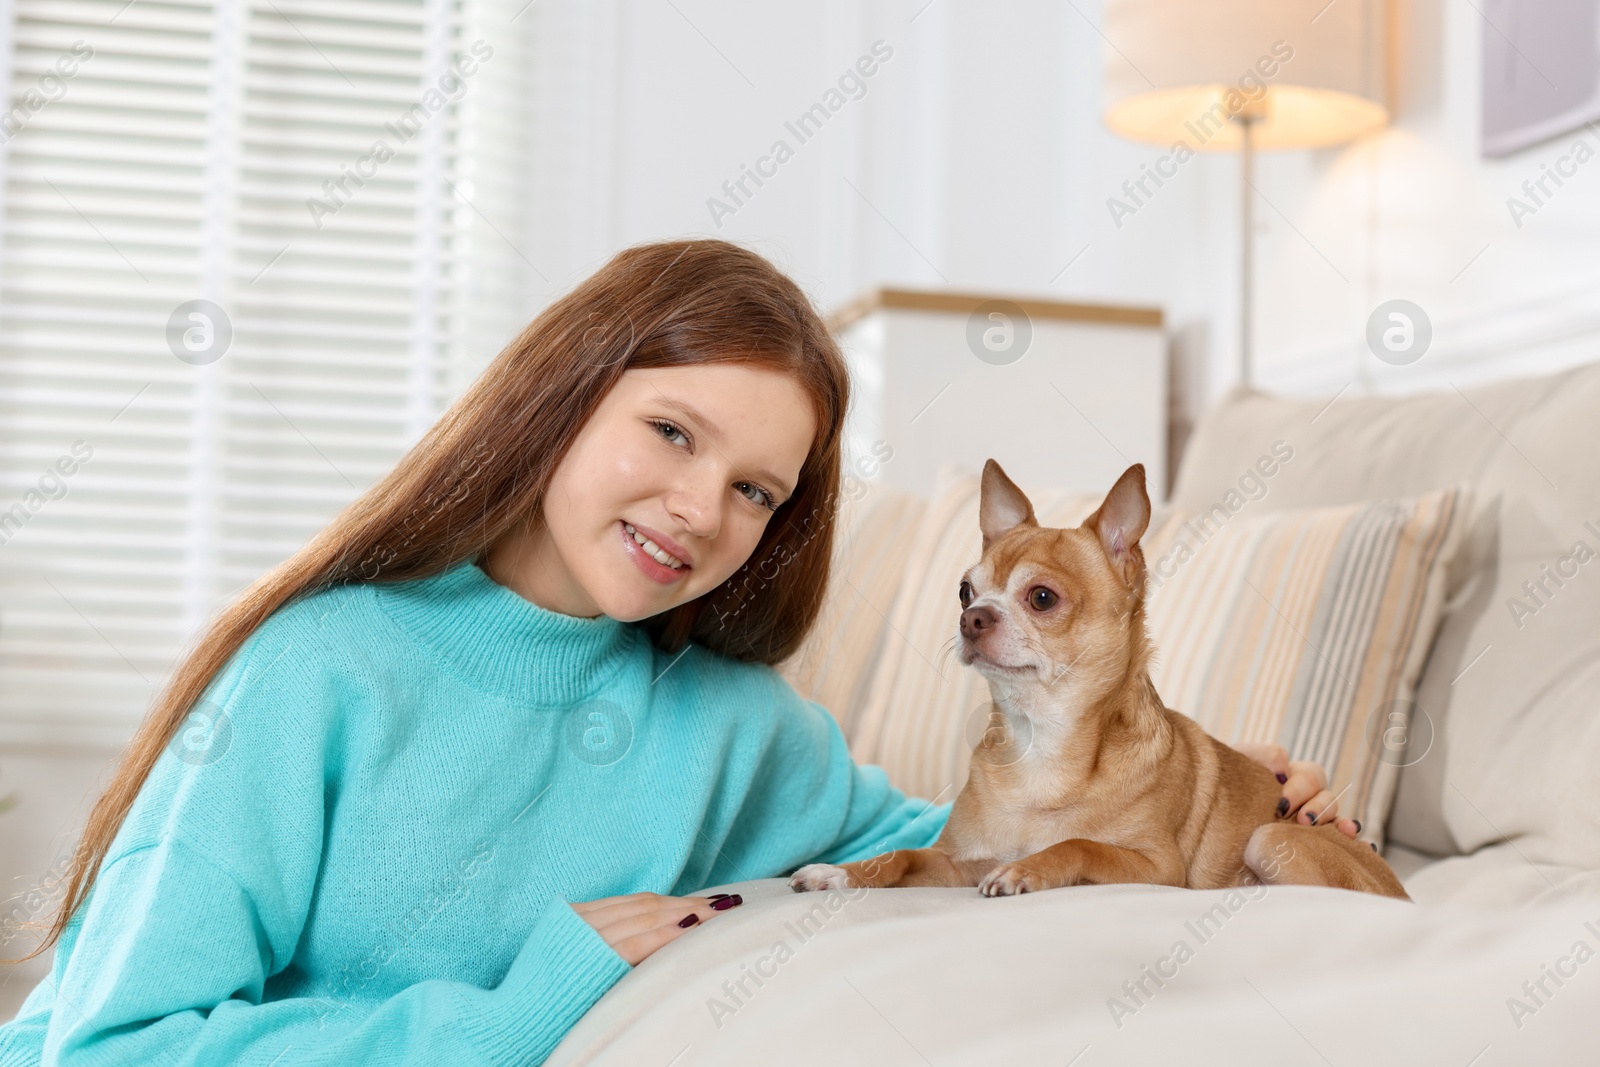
left=0, top=558, right=950, bottom=1066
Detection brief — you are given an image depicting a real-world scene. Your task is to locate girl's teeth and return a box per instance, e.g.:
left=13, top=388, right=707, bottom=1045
left=624, top=523, right=684, bottom=569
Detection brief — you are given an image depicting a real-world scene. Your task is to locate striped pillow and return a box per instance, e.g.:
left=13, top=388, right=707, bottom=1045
left=775, top=484, right=928, bottom=743
left=1143, top=487, right=1472, bottom=848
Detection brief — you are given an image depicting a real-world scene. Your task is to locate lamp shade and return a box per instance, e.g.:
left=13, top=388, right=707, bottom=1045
left=1102, top=0, right=1390, bottom=151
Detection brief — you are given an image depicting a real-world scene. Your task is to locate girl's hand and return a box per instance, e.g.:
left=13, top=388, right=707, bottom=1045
left=1231, top=742, right=1361, bottom=839
left=571, top=891, right=743, bottom=966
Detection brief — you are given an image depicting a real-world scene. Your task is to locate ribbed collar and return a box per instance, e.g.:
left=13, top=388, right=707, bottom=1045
left=373, top=557, right=642, bottom=705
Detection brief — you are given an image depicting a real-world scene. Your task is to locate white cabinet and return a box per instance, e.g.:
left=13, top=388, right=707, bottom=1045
left=831, top=289, right=1169, bottom=504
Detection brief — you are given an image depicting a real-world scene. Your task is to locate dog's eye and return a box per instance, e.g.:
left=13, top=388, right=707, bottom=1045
left=1028, top=586, right=1058, bottom=611
left=958, top=579, right=972, bottom=607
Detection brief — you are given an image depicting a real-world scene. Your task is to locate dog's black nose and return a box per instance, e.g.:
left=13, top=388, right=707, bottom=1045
left=960, top=605, right=996, bottom=638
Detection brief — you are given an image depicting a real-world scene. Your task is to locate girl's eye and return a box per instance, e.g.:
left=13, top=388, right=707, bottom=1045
left=650, top=418, right=780, bottom=513
left=650, top=418, right=689, bottom=448
left=958, top=579, right=972, bottom=607
left=737, top=482, right=779, bottom=512
left=1029, top=586, right=1058, bottom=611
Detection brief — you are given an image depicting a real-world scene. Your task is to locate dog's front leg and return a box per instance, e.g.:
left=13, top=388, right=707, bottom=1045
left=977, top=839, right=1183, bottom=897
left=789, top=847, right=986, bottom=891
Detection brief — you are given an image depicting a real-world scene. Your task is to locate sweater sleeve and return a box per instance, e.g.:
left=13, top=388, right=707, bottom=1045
left=24, top=835, right=628, bottom=1067
left=807, top=752, right=952, bottom=868
left=708, top=664, right=952, bottom=881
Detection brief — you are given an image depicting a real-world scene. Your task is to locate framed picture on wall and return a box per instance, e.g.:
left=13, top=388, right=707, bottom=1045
left=1481, top=0, right=1600, bottom=156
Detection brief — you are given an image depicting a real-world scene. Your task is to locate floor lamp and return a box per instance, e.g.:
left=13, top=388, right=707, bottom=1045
left=1100, top=0, right=1390, bottom=387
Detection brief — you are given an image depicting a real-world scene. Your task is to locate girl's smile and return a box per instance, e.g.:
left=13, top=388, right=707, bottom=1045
left=619, top=519, right=691, bottom=583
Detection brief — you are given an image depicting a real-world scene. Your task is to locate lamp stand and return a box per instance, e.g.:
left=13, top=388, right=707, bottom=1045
left=1236, top=111, right=1258, bottom=389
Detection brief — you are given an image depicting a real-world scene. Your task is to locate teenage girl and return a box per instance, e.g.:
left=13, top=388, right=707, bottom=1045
left=0, top=239, right=1353, bottom=1065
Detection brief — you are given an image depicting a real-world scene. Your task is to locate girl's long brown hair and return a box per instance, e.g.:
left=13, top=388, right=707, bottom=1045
left=5, top=238, right=851, bottom=962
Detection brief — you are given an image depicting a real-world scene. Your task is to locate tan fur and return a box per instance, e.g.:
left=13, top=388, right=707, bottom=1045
left=792, top=460, right=1409, bottom=901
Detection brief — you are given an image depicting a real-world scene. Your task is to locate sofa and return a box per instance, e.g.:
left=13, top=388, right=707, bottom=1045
left=546, top=359, right=1600, bottom=1066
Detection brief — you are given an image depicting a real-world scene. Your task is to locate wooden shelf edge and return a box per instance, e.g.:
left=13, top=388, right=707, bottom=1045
left=829, top=287, right=1165, bottom=333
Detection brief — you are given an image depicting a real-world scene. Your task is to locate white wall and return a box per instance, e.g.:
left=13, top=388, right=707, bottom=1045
left=1248, top=0, right=1600, bottom=397
left=510, top=1, right=1208, bottom=367
left=509, top=0, right=1600, bottom=427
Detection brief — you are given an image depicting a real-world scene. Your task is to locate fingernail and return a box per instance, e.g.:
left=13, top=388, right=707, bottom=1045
left=1370, top=842, right=1378, bottom=852
left=1353, top=819, right=1363, bottom=833
left=678, top=913, right=700, bottom=928
left=706, top=893, right=731, bottom=901
left=710, top=894, right=743, bottom=910
left=1307, top=811, right=1318, bottom=825
left=1276, top=797, right=1289, bottom=816
left=1275, top=772, right=1288, bottom=784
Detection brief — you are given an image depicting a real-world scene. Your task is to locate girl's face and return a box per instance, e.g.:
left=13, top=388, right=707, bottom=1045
left=485, top=363, right=817, bottom=622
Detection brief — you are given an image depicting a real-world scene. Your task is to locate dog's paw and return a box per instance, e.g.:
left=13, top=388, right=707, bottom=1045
left=788, top=863, right=854, bottom=893
left=977, top=862, right=1048, bottom=897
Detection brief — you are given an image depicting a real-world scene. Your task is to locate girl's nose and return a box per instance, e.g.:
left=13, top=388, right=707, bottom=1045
left=665, top=469, right=726, bottom=541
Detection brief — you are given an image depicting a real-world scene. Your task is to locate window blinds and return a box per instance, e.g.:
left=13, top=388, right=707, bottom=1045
left=0, top=0, right=535, bottom=746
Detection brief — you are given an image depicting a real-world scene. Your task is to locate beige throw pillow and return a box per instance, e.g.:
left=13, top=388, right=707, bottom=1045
left=775, top=484, right=928, bottom=744
left=1143, top=486, right=1474, bottom=848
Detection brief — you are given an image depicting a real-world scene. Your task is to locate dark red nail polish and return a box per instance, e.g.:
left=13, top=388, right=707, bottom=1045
left=1370, top=842, right=1378, bottom=852
left=1276, top=797, right=1289, bottom=816
left=678, top=913, right=699, bottom=928
left=1353, top=819, right=1363, bottom=833
left=706, top=893, right=730, bottom=901
left=710, top=894, right=743, bottom=910
left=1275, top=772, right=1288, bottom=784
left=1307, top=811, right=1318, bottom=825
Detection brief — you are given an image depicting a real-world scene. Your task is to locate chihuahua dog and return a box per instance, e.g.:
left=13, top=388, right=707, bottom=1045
left=791, top=460, right=1408, bottom=901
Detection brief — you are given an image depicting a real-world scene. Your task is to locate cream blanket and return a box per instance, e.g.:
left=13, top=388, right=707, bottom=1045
left=548, top=847, right=1600, bottom=1066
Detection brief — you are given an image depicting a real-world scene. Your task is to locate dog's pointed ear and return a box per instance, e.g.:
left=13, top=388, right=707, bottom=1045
left=1085, top=463, right=1150, bottom=586
left=978, top=459, right=1037, bottom=552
